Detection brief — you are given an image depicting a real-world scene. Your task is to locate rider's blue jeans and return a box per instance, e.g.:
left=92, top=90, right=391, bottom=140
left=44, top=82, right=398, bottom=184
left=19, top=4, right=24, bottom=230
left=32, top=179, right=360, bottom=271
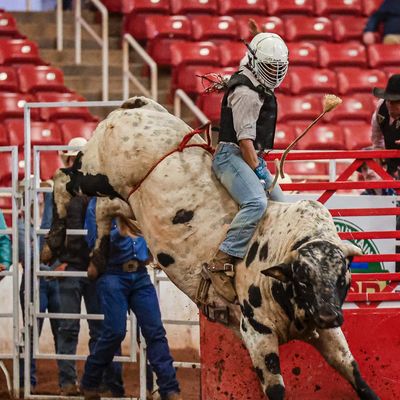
left=212, top=143, right=284, bottom=259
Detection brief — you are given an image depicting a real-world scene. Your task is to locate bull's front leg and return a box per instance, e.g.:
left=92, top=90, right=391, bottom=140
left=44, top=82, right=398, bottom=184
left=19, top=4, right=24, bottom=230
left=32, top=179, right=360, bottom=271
left=41, top=170, right=72, bottom=264
left=240, top=316, right=285, bottom=400
left=309, top=328, right=379, bottom=400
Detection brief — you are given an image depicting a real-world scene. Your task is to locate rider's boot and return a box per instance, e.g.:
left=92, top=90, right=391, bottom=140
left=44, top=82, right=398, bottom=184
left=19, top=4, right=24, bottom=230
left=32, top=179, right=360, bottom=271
left=205, top=250, right=237, bottom=303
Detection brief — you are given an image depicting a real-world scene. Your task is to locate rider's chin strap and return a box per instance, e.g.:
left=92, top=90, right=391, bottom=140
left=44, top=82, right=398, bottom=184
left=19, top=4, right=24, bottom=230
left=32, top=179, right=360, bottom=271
left=127, top=123, right=214, bottom=200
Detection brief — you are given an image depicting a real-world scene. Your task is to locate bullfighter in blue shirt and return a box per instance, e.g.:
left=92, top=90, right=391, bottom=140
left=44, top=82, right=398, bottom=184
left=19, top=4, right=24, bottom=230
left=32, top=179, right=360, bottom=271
left=80, top=197, right=181, bottom=400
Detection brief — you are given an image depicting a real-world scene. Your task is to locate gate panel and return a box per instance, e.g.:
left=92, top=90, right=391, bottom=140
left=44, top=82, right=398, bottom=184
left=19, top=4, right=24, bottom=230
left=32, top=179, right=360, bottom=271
left=200, top=309, right=400, bottom=399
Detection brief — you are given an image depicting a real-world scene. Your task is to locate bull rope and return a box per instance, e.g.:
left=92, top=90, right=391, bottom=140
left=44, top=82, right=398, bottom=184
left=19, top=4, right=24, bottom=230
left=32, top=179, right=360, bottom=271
left=127, top=123, right=213, bottom=200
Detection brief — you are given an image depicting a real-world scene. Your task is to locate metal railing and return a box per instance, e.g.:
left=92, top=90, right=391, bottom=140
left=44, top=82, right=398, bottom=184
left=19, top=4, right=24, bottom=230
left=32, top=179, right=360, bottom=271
left=122, top=33, right=158, bottom=101
left=75, top=0, right=109, bottom=101
left=0, top=146, right=20, bottom=398
left=56, top=0, right=63, bottom=51
left=174, top=89, right=209, bottom=124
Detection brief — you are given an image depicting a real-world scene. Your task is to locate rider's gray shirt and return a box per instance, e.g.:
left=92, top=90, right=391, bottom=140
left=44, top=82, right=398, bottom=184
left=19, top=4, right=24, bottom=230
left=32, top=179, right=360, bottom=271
left=227, top=67, right=271, bottom=142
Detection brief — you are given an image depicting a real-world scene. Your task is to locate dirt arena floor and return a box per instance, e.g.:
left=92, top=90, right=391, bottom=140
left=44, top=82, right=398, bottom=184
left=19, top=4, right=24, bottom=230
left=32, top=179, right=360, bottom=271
left=0, top=349, right=200, bottom=399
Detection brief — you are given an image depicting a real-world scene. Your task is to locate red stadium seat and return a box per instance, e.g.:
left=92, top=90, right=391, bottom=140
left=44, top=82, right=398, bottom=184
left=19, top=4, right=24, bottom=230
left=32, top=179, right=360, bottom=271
left=285, top=17, right=333, bottom=42
left=0, top=12, right=22, bottom=38
left=0, top=93, right=40, bottom=120
left=385, top=68, right=400, bottom=78
left=187, top=66, right=235, bottom=94
left=323, top=95, right=375, bottom=123
left=170, top=0, right=219, bottom=15
left=315, top=0, right=362, bottom=16
left=35, top=92, right=96, bottom=122
left=191, top=16, right=239, bottom=42
left=295, top=124, right=346, bottom=150
left=59, top=120, right=97, bottom=143
left=333, top=16, right=367, bottom=42
left=362, top=0, right=381, bottom=16
left=144, top=16, right=192, bottom=65
left=217, top=0, right=267, bottom=15
left=0, top=152, right=24, bottom=186
left=40, top=152, right=63, bottom=181
left=343, top=124, right=372, bottom=149
left=236, top=16, right=285, bottom=41
left=318, top=43, right=367, bottom=68
left=275, top=72, right=291, bottom=94
left=289, top=67, right=338, bottom=95
left=100, top=0, right=124, bottom=12
left=122, top=0, right=170, bottom=14
left=6, top=120, right=63, bottom=147
left=17, top=65, right=68, bottom=94
left=0, top=39, right=45, bottom=65
left=286, top=42, right=318, bottom=67
left=337, top=68, right=387, bottom=95
left=219, top=41, right=247, bottom=67
left=368, top=44, right=400, bottom=68
left=0, top=124, right=8, bottom=145
left=0, top=66, right=19, bottom=92
left=196, top=92, right=223, bottom=123
left=277, top=95, right=322, bottom=123
left=144, top=15, right=192, bottom=40
left=266, top=0, right=314, bottom=15
left=282, top=161, right=328, bottom=179
left=170, top=41, right=220, bottom=68
left=274, top=124, right=297, bottom=150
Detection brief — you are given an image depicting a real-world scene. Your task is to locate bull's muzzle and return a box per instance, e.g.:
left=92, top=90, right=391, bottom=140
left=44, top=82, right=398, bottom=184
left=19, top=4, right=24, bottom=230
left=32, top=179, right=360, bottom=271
left=314, top=305, right=343, bottom=329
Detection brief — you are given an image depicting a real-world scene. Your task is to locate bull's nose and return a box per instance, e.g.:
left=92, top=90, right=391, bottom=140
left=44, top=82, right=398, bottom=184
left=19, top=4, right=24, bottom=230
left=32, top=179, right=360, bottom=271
left=316, top=306, right=343, bottom=328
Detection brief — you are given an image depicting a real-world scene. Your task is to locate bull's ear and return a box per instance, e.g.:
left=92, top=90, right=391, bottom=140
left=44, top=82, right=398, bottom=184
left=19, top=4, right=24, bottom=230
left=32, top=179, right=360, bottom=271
left=261, top=263, right=293, bottom=283
left=341, top=242, right=363, bottom=257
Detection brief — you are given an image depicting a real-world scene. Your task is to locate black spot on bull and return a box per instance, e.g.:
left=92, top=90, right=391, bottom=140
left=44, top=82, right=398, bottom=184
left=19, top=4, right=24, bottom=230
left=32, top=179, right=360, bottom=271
left=242, top=299, right=254, bottom=319
left=265, top=384, right=285, bottom=400
left=157, top=252, right=175, bottom=267
left=271, top=281, right=294, bottom=320
left=121, top=98, right=147, bottom=109
left=246, top=241, right=259, bottom=267
left=91, top=234, right=110, bottom=275
left=248, top=317, right=272, bottom=335
left=352, top=361, right=379, bottom=400
left=248, top=285, right=262, bottom=308
left=291, top=236, right=311, bottom=251
left=259, top=241, right=269, bottom=261
left=241, top=319, right=247, bottom=333
left=265, top=353, right=281, bottom=375
left=62, top=154, right=122, bottom=200
left=172, top=209, right=194, bottom=224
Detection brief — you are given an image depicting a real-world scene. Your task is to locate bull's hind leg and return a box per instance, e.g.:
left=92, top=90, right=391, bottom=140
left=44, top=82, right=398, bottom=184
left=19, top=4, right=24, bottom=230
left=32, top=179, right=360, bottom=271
left=309, top=328, right=379, bottom=400
left=240, top=317, right=285, bottom=400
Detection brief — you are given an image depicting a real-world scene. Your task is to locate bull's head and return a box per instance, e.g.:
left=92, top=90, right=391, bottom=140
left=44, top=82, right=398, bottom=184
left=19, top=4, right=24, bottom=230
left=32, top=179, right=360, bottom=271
left=261, top=240, right=362, bottom=330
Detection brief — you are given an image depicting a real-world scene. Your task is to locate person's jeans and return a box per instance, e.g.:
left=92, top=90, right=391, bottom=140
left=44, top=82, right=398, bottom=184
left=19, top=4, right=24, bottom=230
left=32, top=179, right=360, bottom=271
left=19, top=271, right=61, bottom=387
left=81, top=269, right=180, bottom=398
left=212, top=143, right=285, bottom=258
left=58, top=275, right=123, bottom=395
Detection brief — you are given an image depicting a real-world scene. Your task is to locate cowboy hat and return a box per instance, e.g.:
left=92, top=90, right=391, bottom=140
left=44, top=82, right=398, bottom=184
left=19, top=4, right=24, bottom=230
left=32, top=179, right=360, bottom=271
left=373, top=74, right=400, bottom=101
left=60, top=137, right=87, bottom=158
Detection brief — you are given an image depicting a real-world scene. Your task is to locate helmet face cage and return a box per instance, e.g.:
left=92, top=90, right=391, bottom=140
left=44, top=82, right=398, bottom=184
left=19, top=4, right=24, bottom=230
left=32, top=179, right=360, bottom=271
left=246, top=33, right=289, bottom=89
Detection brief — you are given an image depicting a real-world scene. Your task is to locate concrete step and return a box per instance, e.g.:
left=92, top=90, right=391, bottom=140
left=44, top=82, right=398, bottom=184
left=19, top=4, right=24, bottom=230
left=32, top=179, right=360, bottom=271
left=40, top=48, right=123, bottom=66
left=11, top=10, right=95, bottom=24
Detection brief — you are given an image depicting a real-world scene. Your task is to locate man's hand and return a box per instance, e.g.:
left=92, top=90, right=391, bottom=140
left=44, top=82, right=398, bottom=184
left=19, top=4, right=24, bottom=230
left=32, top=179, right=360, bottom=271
left=363, top=32, right=376, bottom=45
left=254, top=157, right=268, bottom=181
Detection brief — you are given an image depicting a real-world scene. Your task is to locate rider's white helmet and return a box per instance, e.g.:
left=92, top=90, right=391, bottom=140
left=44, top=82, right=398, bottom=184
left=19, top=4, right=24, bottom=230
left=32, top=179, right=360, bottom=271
left=247, top=32, right=289, bottom=89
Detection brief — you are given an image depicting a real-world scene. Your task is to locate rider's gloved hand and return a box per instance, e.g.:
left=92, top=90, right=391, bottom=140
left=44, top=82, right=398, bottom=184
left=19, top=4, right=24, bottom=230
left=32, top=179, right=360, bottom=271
left=254, top=157, right=268, bottom=181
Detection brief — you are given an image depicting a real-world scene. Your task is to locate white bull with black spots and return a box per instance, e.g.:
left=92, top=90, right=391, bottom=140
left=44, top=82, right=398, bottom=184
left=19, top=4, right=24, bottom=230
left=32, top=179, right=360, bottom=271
left=41, top=97, right=379, bottom=400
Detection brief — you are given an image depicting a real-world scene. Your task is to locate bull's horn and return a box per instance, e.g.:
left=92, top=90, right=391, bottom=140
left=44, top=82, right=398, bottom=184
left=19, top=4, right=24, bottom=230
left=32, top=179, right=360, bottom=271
left=261, top=263, right=293, bottom=283
left=248, top=19, right=260, bottom=36
left=341, top=242, right=363, bottom=257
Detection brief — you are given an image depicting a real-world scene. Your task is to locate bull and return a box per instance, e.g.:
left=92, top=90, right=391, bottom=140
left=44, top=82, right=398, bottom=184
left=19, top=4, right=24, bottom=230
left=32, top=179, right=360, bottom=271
left=42, top=97, right=379, bottom=399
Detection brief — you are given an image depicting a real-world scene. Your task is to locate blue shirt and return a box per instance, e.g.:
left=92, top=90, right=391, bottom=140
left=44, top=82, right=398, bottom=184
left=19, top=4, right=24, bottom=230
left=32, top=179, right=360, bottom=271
left=364, top=0, right=400, bottom=36
left=85, top=197, right=148, bottom=267
left=0, top=210, right=11, bottom=269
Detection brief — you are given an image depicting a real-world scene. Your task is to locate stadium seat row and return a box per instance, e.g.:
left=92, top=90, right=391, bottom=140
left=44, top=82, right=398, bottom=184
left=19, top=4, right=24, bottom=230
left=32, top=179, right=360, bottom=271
left=126, top=14, right=368, bottom=43
left=152, top=39, right=400, bottom=69
left=103, top=0, right=382, bottom=17
left=0, top=92, right=97, bottom=122
left=197, top=93, right=378, bottom=124
left=178, top=65, right=396, bottom=96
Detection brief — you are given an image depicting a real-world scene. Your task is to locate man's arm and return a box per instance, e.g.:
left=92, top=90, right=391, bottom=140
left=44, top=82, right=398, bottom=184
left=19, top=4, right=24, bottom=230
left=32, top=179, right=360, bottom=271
left=239, top=139, right=259, bottom=169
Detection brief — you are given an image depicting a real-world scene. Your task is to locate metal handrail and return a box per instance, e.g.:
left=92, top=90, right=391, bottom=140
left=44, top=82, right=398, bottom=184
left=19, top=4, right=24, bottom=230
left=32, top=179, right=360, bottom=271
left=122, top=33, right=158, bottom=101
left=56, top=0, right=63, bottom=51
left=173, top=89, right=209, bottom=125
left=75, top=0, right=109, bottom=101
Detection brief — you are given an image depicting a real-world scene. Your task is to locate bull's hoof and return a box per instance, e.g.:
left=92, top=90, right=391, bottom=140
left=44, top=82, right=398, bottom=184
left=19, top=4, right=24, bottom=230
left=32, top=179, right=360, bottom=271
left=40, top=244, right=53, bottom=265
left=87, top=263, right=99, bottom=280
